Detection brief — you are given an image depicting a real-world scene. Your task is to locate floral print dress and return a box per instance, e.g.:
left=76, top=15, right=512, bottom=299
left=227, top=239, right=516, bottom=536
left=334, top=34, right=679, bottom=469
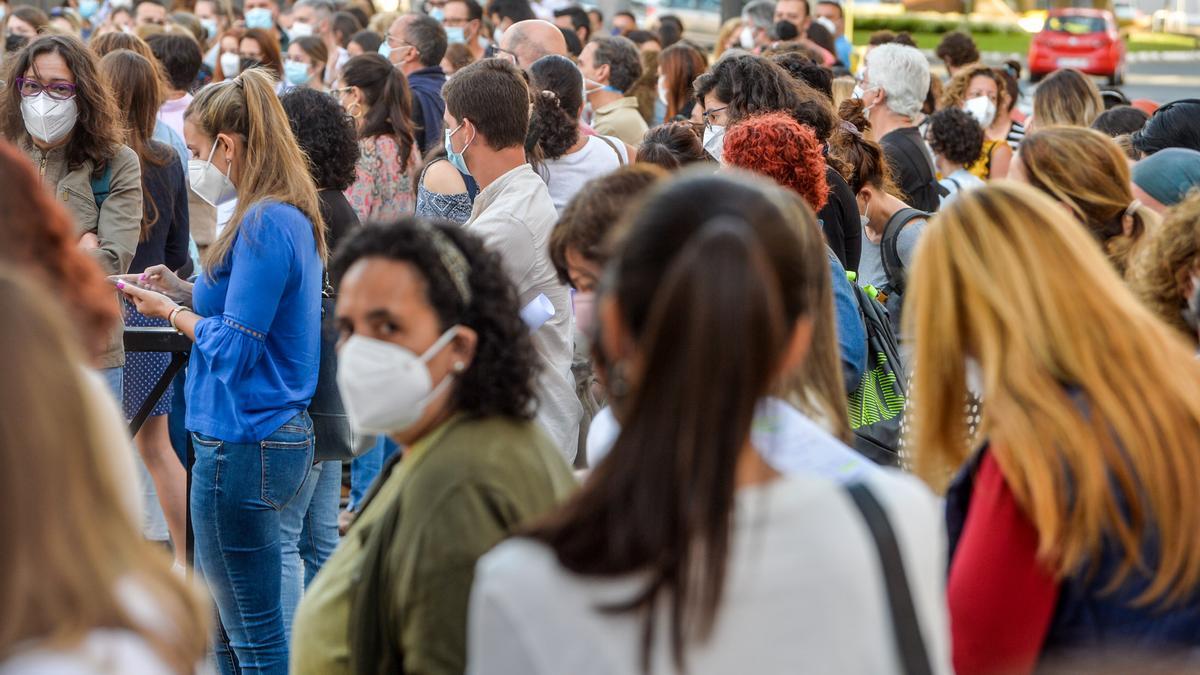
left=345, top=135, right=415, bottom=223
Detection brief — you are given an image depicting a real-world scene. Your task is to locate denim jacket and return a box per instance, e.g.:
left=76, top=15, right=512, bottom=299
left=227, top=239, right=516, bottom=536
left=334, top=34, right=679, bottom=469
left=24, top=139, right=143, bottom=368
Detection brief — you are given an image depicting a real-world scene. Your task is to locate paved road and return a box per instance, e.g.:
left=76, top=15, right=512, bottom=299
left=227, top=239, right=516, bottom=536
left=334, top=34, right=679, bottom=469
left=1022, top=60, right=1200, bottom=105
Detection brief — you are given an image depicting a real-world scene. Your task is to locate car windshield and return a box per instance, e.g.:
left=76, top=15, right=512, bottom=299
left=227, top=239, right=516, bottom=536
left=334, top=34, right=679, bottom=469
left=1045, top=15, right=1106, bottom=34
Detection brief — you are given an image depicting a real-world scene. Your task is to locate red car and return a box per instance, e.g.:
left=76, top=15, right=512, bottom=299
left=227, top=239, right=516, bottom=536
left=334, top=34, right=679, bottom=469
left=1029, top=8, right=1127, bottom=85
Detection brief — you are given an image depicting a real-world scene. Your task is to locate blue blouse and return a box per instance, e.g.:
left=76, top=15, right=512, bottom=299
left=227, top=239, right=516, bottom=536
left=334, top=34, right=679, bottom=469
left=186, top=201, right=323, bottom=443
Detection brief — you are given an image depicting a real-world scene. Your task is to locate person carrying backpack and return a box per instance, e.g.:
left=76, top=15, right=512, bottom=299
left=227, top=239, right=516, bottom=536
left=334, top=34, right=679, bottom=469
left=831, top=100, right=929, bottom=336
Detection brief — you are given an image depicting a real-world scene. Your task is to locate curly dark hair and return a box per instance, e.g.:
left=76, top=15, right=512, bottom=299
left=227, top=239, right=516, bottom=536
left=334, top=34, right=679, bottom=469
left=770, top=51, right=832, bottom=101
left=2, top=35, right=122, bottom=176
left=280, top=87, right=359, bottom=191
left=694, top=54, right=835, bottom=143
left=724, top=111, right=829, bottom=211
left=526, top=55, right=581, bottom=160
left=330, top=219, right=539, bottom=421
left=927, top=107, right=984, bottom=167
left=1092, top=105, right=1150, bottom=138
left=638, top=121, right=707, bottom=170
left=935, top=30, right=980, bottom=69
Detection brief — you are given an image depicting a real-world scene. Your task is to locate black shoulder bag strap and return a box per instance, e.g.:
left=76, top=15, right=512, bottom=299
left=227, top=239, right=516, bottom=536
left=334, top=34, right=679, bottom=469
left=879, top=208, right=926, bottom=298
left=845, top=483, right=934, bottom=675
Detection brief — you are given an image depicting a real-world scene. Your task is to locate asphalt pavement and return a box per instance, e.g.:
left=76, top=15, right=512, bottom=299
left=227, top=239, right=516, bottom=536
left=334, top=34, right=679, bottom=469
left=1107, top=59, right=1200, bottom=104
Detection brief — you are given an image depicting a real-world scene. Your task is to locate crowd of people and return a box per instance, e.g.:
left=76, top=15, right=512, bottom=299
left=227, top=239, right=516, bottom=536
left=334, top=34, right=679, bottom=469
left=4, top=0, right=1200, bottom=672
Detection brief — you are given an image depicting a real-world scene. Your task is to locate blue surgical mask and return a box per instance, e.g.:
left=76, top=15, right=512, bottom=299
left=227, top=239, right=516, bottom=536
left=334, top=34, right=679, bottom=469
left=201, top=17, right=218, bottom=38
left=444, top=122, right=472, bottom=176
left=445, top=26, right=465, bottom=43
left=284, top=59, right=311, bottom=85
left=377, top=41, right=392, bottom=59
left=78, top=0, right=99, bottom=19
left=244, top=7, right=273, bottom=29
left=429, top=6, right=444, bottom=21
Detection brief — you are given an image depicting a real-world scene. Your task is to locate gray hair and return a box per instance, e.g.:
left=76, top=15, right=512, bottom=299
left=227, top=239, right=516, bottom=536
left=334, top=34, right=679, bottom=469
left=403, top=12, right=448, bottom=67
left=865, top=43, right=929, bottom=119
left=591, top=35, right=642, bottom=93
left=294, top=0, right=335, bottom=18
left=741, top=0, right=775, bottom=30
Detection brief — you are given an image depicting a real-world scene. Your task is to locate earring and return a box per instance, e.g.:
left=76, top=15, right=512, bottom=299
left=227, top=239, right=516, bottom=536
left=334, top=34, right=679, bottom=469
left=347, top=102, right=363, bottom=119
left=453, top=361, right=466, bottom=373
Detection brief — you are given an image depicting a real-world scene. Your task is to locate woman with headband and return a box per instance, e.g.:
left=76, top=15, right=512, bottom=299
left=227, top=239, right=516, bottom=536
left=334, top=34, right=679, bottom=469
left=291, top=219, right=575, bottom=675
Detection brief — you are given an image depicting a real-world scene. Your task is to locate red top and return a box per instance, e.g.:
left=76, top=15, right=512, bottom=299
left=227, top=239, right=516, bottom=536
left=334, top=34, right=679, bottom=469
left=948, top=451, right=1061, bottom=675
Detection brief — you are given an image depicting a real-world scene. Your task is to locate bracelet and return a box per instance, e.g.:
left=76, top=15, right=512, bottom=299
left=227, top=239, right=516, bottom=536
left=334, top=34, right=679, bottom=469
left=168, top=305, right=191, bottom=332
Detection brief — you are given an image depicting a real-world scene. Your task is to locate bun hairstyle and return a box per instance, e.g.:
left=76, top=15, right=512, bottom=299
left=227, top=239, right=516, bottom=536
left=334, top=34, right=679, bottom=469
left=829, top=98, right=899, bottom=198
left=526, top=54, right=583, bottom=161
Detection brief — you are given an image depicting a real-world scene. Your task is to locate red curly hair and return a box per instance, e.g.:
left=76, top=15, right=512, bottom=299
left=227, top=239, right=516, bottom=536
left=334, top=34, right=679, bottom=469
left=723, top=111, right=829, bottom=212
left=0, top=139, right=119, bottom=362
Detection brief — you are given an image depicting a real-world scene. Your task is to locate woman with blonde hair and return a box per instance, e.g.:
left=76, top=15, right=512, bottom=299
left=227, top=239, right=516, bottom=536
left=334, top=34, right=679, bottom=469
left=905, top=182, right=1200, bottom=675
left=712, top=16, right=743, bottom=61
left=1128, top=191, right=1200, bottom=344
left=0, top=268, right=209, bottom=675
left=115, top=67, right=326, bottom=675
left=1029, top=67, right=1103, bottom=130
left=939, top=64, right=1012, bottom=179
left=1011, top=126, right=1156, bottom=277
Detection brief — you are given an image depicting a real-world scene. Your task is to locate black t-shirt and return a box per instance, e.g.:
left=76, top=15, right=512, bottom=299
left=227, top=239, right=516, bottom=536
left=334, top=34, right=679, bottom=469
left=319, top=189, right=360, bottom=258
left=880, top=126, right=941, bottom=214
left=818, top=165, right=863, bottom=273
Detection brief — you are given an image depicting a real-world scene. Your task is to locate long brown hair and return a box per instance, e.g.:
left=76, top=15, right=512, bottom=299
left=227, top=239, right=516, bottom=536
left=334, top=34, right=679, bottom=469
left=906, top=182, right=1200, bottom=605
left=100, top=49, right=174, bottom=241
left=1017, top=126, right=1156, bottom=277
left=210, top=27, right=244, bottom=80
left=241, top=27, right=283, bottom=79
left=1032, top=67, right=1103, bottom=128
left=0, top=139, right=118, bottom=362
left=1128, top=191, right=1200, bottom=343
left=0, top=268, right=209, bottom=673
left=90, top=30, right=157, bottom=60
left=659, top=42, right=706, bottom=121
left=340, top=53, right=416, bottom=172
left=527, top=172, right=835, bottom=670
left=187, top=68, right=328, bottom=271
left=1, top=34, right=122, bottom=175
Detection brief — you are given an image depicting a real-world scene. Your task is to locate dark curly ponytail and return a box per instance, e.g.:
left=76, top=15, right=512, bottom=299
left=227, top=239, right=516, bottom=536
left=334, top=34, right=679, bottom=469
left=526, top=55, right=582, bottom=161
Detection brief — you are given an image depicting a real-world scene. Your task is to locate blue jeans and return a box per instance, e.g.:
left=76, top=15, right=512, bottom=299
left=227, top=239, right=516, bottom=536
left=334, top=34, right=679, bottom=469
left=301, top=461, right=340, bottom=586
left=99, top=366, right=123, bottom=401
left=348, top=435, right=399, bottom=511
left=191, top=411, right=315, bottom=675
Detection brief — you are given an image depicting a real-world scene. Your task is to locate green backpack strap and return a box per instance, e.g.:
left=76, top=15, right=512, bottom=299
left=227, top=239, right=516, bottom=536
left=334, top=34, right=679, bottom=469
left=90, top=162, right=114, bottom=207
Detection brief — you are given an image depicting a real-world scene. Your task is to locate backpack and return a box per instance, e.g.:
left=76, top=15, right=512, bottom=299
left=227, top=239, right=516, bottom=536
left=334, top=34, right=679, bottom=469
left=879, top=207, right=929, bottom=301
left=846, top=272, right=908, bottom=466
left=887, top=129, right=946, bottom=213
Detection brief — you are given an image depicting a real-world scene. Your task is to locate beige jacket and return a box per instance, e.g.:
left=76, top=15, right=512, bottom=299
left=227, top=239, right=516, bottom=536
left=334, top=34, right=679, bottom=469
left=25, top=140, right=143, bottom=368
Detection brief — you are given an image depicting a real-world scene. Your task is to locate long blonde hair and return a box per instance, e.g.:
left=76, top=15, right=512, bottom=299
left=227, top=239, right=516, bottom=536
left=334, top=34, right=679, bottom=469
left=0, top=267, right=209, bottom=672
left=1032, top=67, right=1103, bottom=128
left=1018, top=126, right=1157, bottom=277
left=905, top=182, right=1200, bottom=605
left=187, top=68, right=327, bottom=272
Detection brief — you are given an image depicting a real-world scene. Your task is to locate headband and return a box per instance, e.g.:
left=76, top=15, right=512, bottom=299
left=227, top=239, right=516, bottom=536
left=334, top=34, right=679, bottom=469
left=424, top=225, right=473, bottom=306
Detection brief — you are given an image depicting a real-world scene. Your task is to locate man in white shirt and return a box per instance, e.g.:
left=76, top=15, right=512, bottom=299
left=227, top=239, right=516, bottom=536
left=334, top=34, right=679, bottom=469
left=443, top=58, right=582, bottom=462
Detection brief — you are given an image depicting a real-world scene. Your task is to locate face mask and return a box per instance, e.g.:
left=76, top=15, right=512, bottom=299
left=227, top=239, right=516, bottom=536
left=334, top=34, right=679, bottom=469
left=220, top=51, right=240, bottom=77
left=21, top=92, right=78, bottom=145
left=377, top=41, right=392, bottom=59
left=289, top=21, right=313, bottom=39
left=428, top=6, right=444, bottom=21
left=336, top=328, right=461, bottom=435
left=200, top=17, right=218, bottom=38
left=444, top=122, right=472, bottom=176
left=702, top=124, right=725, bottom=164
left=244, top=7, right=273, bottom=29
left=5, top=32, right=27, bottom=52
left=852, top=84, right=864, bottom=100
left=492, top=25, right=504, bottom=44
left=240, top=57, right=262, bottom=73
left=0, top=5, right=6, bottom=21
left=78, top=0, right=99, bottom=19
left=963, top=95, right=997, bottom=128
left=738, top=25, right=756, bottom=49
left=445, top=25, right=465, bottom=43
left=188, top=138, right=237, bottom=207
left=284, top=59, right=311, bottom=85
left=860, top=213, right=870, bottom=229
left=965, top=357, right=984, bottom=397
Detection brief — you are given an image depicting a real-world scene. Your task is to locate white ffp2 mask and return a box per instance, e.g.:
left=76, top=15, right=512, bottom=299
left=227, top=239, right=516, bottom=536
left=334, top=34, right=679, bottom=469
left=188, top=138, right=237, bottom=208
left=963, top=95, right=997, bottom=128
left=336, top=328, right=461, bottom=435
left=21, top=92, right=78, bottom=144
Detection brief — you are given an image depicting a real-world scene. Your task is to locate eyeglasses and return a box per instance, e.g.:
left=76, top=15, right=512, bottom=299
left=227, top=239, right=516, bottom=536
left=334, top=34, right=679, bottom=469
left=385, top=34, right=415, bottom=50
left=15, top=77, right=77, bottom=101
left=702, top=105, right=728, bottom=130
left=485, top=44, right=519, bottom=65
left=330, top=86, right=353, bottom=97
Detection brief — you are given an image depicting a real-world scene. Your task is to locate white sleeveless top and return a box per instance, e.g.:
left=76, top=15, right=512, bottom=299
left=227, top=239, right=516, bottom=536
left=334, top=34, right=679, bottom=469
left=536, top=135, right=628, bottom=213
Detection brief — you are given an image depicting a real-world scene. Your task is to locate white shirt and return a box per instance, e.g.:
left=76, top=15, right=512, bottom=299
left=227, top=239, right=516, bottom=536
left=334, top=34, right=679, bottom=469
left=536, top=135, right=628, bottom=213
left=468, top=470, right=951, bottom=675
left=467, top=164, right=582, bottom=462
left=588, top=398, right=883, bottom=483
left=938, top=168, right=985, bottom=206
